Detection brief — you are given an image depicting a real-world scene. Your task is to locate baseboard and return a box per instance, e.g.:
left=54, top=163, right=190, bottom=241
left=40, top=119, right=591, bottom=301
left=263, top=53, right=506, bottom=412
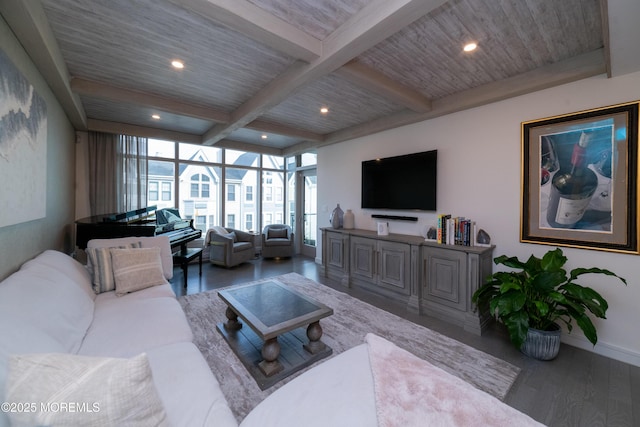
left=562, top=334, right=640, bottom=367
left=314, top=256, right=322, bottom=265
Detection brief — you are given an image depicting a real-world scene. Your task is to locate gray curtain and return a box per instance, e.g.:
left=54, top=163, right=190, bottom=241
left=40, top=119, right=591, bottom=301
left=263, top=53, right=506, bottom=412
left=88, top=131, right=118, bottom=215
left=87, top=131, right=148, bottom=215
left=118, top=134, right=148, bottom=212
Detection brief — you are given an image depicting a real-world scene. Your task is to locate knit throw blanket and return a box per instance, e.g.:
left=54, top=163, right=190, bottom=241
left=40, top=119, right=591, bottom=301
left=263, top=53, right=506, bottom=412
left=365, top=334, right=545, bottom=427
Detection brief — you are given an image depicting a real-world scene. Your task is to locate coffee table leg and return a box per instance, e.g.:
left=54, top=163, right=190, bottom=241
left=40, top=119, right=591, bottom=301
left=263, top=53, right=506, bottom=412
left=223, top=306, right=242, bottom=332
left=259, top=337, right=283, bottom=376
left=303, top=320, right=327, bottom=354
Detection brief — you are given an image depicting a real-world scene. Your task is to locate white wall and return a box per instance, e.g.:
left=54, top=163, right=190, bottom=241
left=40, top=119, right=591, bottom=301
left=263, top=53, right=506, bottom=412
left=318, top=70, right=640, bottom=366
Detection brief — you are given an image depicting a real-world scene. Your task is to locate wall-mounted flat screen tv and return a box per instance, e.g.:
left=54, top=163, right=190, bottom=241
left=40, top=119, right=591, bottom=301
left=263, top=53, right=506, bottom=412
left=361, top=150, right=437, bottom=211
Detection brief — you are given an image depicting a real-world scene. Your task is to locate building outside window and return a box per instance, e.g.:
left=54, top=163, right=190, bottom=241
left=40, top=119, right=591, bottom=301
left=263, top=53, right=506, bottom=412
left=147, top=139, right=306, bottom=235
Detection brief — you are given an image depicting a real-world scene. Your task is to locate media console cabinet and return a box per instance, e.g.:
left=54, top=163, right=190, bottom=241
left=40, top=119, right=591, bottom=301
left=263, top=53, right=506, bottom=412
left=321, top=227, right=495, bottom=335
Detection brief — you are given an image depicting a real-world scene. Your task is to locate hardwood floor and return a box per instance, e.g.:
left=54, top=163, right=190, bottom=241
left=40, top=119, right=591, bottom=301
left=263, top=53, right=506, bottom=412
left=170, top=255, right=640, bottom=427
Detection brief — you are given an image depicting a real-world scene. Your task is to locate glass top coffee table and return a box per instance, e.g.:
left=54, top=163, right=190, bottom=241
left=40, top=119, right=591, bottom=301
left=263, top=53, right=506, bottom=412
left=217, top=280, right=334, bottom=390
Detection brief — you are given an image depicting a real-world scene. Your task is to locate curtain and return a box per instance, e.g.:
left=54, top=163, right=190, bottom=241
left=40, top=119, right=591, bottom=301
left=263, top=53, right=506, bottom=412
left=87, top=131, right=147, bottom=215
left=117, top=134, right=148, bottom=212
left=87, top=131, right=118, bottom=215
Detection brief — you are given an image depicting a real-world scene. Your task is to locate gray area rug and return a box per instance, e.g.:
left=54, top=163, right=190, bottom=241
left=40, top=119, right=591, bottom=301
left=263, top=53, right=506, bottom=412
left=178, top=273, right=520, bottom=422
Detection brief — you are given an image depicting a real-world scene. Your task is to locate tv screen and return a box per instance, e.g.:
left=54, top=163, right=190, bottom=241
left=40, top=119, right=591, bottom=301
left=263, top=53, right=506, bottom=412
left=361, top=150, right=437, bottom=211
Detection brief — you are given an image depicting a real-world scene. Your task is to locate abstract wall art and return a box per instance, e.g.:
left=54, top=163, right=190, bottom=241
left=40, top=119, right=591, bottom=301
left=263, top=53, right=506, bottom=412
left=0, top=49, right=47, bottom=227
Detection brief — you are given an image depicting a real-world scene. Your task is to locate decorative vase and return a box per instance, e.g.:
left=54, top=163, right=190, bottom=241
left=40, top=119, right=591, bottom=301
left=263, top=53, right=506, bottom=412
left=330, top=204, right=344, bottom=229
left=520, top=324, right=561, bottom=360
left=343, top=209, right=355, bottom=229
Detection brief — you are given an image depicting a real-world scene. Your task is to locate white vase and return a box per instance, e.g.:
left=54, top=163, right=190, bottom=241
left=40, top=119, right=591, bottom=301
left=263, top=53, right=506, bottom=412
left=343, top=209, right=355, bottom=229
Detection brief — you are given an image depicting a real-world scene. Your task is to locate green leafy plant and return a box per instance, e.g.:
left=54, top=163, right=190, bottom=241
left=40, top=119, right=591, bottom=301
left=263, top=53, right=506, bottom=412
left=472, top=248, right=626, bottom=349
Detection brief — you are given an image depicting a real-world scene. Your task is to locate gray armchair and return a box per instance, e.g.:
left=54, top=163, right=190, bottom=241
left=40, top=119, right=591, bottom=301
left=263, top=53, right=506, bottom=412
left=205, top=226, right=255, bottom=267
left=261, top=224, right=294, bottom=259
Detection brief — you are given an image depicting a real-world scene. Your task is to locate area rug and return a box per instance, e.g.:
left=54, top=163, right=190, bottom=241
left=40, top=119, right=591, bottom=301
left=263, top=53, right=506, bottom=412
left=178, top=273, right=520, bottom=421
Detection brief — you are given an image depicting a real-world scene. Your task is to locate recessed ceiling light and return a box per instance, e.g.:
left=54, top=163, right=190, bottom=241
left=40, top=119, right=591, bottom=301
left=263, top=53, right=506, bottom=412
left=320, top=107, right=329, bottom=114
left=151, top=114, right=161, bottom=120
left=261, top=134, right=268, bottom=139
left=463, top=42, right=477, bottom=52
left=171, top=60, right=184, bottom=69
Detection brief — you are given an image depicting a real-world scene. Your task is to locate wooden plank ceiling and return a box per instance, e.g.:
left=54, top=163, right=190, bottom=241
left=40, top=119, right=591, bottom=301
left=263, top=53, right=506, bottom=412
left=9, top=0, right=608, bottom=154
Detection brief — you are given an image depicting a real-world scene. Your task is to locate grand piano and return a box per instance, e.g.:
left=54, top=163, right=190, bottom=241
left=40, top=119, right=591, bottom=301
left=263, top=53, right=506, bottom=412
left=75, top=206, right=202, bottom=252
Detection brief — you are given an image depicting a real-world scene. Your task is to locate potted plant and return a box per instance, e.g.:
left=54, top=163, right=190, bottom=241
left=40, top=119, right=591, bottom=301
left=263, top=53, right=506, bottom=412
left=472, top=248, right=626, bottom=360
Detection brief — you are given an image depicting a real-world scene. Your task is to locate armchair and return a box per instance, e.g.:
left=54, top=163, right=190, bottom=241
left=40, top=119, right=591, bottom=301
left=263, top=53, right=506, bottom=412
left=261, top=224, right=294, bottom=258
left=205, top=226, right=255, bottom=268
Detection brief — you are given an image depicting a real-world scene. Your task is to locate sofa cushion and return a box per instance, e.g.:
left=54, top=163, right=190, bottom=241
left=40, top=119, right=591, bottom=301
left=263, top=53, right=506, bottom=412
left=78, top=295, right=193, bottom=357
left=88, top=236, right=173, bottom=280
left=240, top=344, right=376, bottom=427
left=20, top=250, right=95, bottom=301
left=263, top=238, right=291, bottom=247
left=0, top=265, right=94, bottom=355
left=146, top=342, right=238, bottom=427
left=111, top=247, right=168, bottom=296
left=6, top=352, right=169, bottom=427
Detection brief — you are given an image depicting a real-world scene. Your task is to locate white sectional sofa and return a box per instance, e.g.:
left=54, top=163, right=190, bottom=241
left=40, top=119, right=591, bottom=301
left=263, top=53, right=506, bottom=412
left=0, top=237, right=236, bottom=427
left=0, top=237, right=543, bottom=427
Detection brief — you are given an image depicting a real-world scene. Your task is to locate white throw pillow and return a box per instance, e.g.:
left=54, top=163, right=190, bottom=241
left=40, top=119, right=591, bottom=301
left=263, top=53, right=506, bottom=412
left=86, top=242, right=142, bottom=294
left=5, top=352, right=169, bottom=427
left=111, top=247, right=169, bottom=296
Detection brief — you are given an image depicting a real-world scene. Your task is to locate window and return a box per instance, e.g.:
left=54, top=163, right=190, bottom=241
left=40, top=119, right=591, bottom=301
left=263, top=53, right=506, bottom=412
left=227, top=184, right=236, bottom=201
left=191, top=174, right=210, bottom=198
left=144, top=140, right=315, bottom=236
left=195, top=215, right=206, bottom=233
left=149, top=181, right=159, bottom=201
left=161, top=182, right=171, bottom=201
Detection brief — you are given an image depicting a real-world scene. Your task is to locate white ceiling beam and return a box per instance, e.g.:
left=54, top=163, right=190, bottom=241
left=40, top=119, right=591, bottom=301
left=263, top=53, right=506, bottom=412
left=202, top=0, right=448, bottom=145
left=335, top=60, right=432, bottom=113
left=71, top=78, right=230, bottom=124
left=0, top=0, right=86, bottom=129
left=322, top=49, right=607, bottom=147
left=170, top=0, right=322, bottom=62
left=246, top=119, right=324, bottom=142
left=87, top=119, right=202, bottom=145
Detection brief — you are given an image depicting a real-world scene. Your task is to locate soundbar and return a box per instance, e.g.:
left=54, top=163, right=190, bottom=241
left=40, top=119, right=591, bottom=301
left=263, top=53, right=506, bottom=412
left=371, top=214, right=418, bottom=222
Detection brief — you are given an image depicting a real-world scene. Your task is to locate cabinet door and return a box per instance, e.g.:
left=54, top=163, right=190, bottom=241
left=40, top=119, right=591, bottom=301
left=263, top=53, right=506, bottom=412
left=378, top=241, right=410, bottom=294
left=423, top=248, right=467, bottom=311
left=351, top=236, right=376, bottom=282
left=326, top=232, right=346, bottom=271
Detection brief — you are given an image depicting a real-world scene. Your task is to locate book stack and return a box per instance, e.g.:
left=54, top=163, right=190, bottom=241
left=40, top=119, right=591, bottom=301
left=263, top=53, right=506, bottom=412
left=436, top=214, right=477, bottom=246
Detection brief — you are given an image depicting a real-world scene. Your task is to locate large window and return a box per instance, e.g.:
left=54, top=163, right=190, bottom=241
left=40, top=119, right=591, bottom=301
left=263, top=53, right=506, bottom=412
left=146, top=139, right=308, bottom=234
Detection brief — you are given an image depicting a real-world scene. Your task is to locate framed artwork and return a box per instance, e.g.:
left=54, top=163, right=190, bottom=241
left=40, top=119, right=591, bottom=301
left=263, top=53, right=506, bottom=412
left=521, top=101, right=639, bottom=254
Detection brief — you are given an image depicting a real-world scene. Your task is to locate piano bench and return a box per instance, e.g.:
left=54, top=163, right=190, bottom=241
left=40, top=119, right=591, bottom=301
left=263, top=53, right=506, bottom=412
left=172, top=247, right=203, bottom=288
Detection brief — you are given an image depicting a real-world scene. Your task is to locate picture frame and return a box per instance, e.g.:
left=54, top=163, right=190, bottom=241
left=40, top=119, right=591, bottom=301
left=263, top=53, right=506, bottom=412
left=521, top=101, right=639, bottom=254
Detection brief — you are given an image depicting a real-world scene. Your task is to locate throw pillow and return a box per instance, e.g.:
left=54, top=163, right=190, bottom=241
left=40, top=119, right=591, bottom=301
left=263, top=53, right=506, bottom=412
left=5, top=352, right=169, bottom=427
left=267, top=228, right=288, bottom=239
left=85, top=242, right=142, bottom=294
left=110, top=247, right=169, bottom=296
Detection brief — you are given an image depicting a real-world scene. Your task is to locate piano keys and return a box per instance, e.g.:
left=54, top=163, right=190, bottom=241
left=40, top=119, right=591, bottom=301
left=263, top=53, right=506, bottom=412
left=75, top=206, right=202, bottom=251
